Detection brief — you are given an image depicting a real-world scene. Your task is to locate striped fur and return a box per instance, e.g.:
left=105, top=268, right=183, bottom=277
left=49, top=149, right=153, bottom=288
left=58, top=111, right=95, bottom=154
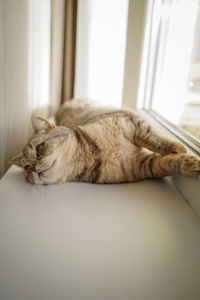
left=11, top=99, right=200, bottom=184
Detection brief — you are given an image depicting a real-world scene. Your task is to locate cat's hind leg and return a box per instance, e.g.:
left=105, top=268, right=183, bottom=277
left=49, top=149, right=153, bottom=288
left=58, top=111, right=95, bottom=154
left=132, top=115, right=186, bottom=155
left=133, top=150, right=200, bottom=181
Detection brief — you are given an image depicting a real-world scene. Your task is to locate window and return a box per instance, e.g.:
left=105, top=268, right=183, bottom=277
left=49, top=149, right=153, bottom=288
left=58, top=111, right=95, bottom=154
left=139, top=0, right=200, bottom=154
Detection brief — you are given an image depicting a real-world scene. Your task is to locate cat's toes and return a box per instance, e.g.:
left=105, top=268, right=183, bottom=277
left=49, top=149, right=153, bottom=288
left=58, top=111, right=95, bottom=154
left=180, top=155, right=200, bottom=178
left=169, top=142, right=187, bottom=154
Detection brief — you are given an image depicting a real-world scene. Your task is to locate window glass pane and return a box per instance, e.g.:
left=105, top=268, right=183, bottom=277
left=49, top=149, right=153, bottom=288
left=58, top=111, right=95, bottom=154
left=151, top=0, right=200, bottom=140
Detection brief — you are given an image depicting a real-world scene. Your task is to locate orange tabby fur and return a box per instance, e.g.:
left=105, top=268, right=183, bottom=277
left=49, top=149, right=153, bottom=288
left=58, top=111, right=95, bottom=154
left=11, top=99, right=200, bottom=184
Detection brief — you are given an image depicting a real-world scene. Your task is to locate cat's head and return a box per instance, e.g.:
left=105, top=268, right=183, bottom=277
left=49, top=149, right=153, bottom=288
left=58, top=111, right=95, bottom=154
left=11, top=117, right=76, bottom=185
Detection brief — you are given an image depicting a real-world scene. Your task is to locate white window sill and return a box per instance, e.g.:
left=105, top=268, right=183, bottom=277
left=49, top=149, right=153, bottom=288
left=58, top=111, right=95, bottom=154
left=140, top=109, right=200, bottom=217
left=1, top=165, right=200, bottom=299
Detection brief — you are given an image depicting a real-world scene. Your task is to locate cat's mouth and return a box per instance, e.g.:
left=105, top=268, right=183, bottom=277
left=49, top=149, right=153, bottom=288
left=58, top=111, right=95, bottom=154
left=37, top=159, right=56, bottom=179
left=26, top=159, right=56, bottom=184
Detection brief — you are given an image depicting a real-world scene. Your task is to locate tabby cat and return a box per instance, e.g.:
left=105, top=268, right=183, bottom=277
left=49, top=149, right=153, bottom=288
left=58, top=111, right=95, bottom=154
left=11, top=99, right=200, bottom=185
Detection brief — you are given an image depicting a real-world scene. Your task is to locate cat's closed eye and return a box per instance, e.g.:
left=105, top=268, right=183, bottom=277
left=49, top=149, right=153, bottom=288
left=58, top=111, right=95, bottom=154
left=25, top=165, right=29, bottom=171
left=36, top=143, right=45, bottom=158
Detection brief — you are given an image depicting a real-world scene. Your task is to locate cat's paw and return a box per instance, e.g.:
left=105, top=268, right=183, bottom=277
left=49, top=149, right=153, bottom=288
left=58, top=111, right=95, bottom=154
left=180, top=155, right=200, bottom=178
left=169, top=142, right=187, bottom=154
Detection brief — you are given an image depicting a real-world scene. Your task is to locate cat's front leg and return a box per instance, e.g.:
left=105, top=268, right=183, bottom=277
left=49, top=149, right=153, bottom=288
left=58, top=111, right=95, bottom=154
left=133, top=151, right=200, bottom=180
left=132, top=115, right=186, bottom=155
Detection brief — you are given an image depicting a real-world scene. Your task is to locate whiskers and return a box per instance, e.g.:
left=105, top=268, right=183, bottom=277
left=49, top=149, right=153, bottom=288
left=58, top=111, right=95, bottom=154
left=37, top=151, right=44, bottom=160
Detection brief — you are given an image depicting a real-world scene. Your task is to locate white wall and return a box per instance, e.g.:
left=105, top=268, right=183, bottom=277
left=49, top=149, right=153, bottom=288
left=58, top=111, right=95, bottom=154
left=0, top=0, right=30, bottom=177
left=0, top=0, right=51, bottom=177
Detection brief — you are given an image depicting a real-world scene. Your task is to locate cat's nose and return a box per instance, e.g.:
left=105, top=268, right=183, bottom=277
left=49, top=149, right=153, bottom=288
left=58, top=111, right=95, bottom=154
left=31, top=165, right=36, bottom=172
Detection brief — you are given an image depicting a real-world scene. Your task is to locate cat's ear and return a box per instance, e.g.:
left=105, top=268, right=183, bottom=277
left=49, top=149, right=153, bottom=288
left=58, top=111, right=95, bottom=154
left=31, top=116, right=55, bottom=133
left=10, top=153, right=23, bottom=167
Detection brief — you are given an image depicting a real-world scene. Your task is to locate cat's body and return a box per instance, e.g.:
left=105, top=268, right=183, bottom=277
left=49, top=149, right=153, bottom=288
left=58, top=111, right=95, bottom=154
left=11, top=99, right=200, bottom=185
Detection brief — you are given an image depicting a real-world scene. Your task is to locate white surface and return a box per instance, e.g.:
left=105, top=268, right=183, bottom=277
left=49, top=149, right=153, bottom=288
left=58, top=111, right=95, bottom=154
left=0, top=166, right=200, bottom=300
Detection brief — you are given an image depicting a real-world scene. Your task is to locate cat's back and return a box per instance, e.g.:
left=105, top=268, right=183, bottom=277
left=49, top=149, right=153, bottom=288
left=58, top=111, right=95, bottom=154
left=56, top=98, right=117, bottom=128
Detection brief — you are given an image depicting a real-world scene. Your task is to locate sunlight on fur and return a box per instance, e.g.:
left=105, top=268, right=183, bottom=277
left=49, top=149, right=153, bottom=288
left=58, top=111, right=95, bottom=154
left=11, top=99, right=200, bottom=185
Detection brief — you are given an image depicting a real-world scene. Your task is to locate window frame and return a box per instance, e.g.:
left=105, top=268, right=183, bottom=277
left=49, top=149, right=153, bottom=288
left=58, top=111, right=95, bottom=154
left=138, top=0, right=200, bottom=157
left=121, top=0, right=200, bottom=215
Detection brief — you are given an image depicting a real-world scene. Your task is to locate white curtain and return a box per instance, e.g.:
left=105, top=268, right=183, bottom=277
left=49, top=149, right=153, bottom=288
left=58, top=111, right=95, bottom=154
left=0, top=0, right=77, bottom=178
left=0, top=0, right=51, bottom=177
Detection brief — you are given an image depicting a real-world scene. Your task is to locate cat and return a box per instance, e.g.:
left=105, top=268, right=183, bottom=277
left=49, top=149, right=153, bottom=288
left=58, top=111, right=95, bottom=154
left=11, top=98, right=200, bottom=185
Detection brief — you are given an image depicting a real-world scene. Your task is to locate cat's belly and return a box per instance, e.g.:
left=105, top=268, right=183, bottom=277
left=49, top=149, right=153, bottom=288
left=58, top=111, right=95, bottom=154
left=97, top=145, right=138, bottom=183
